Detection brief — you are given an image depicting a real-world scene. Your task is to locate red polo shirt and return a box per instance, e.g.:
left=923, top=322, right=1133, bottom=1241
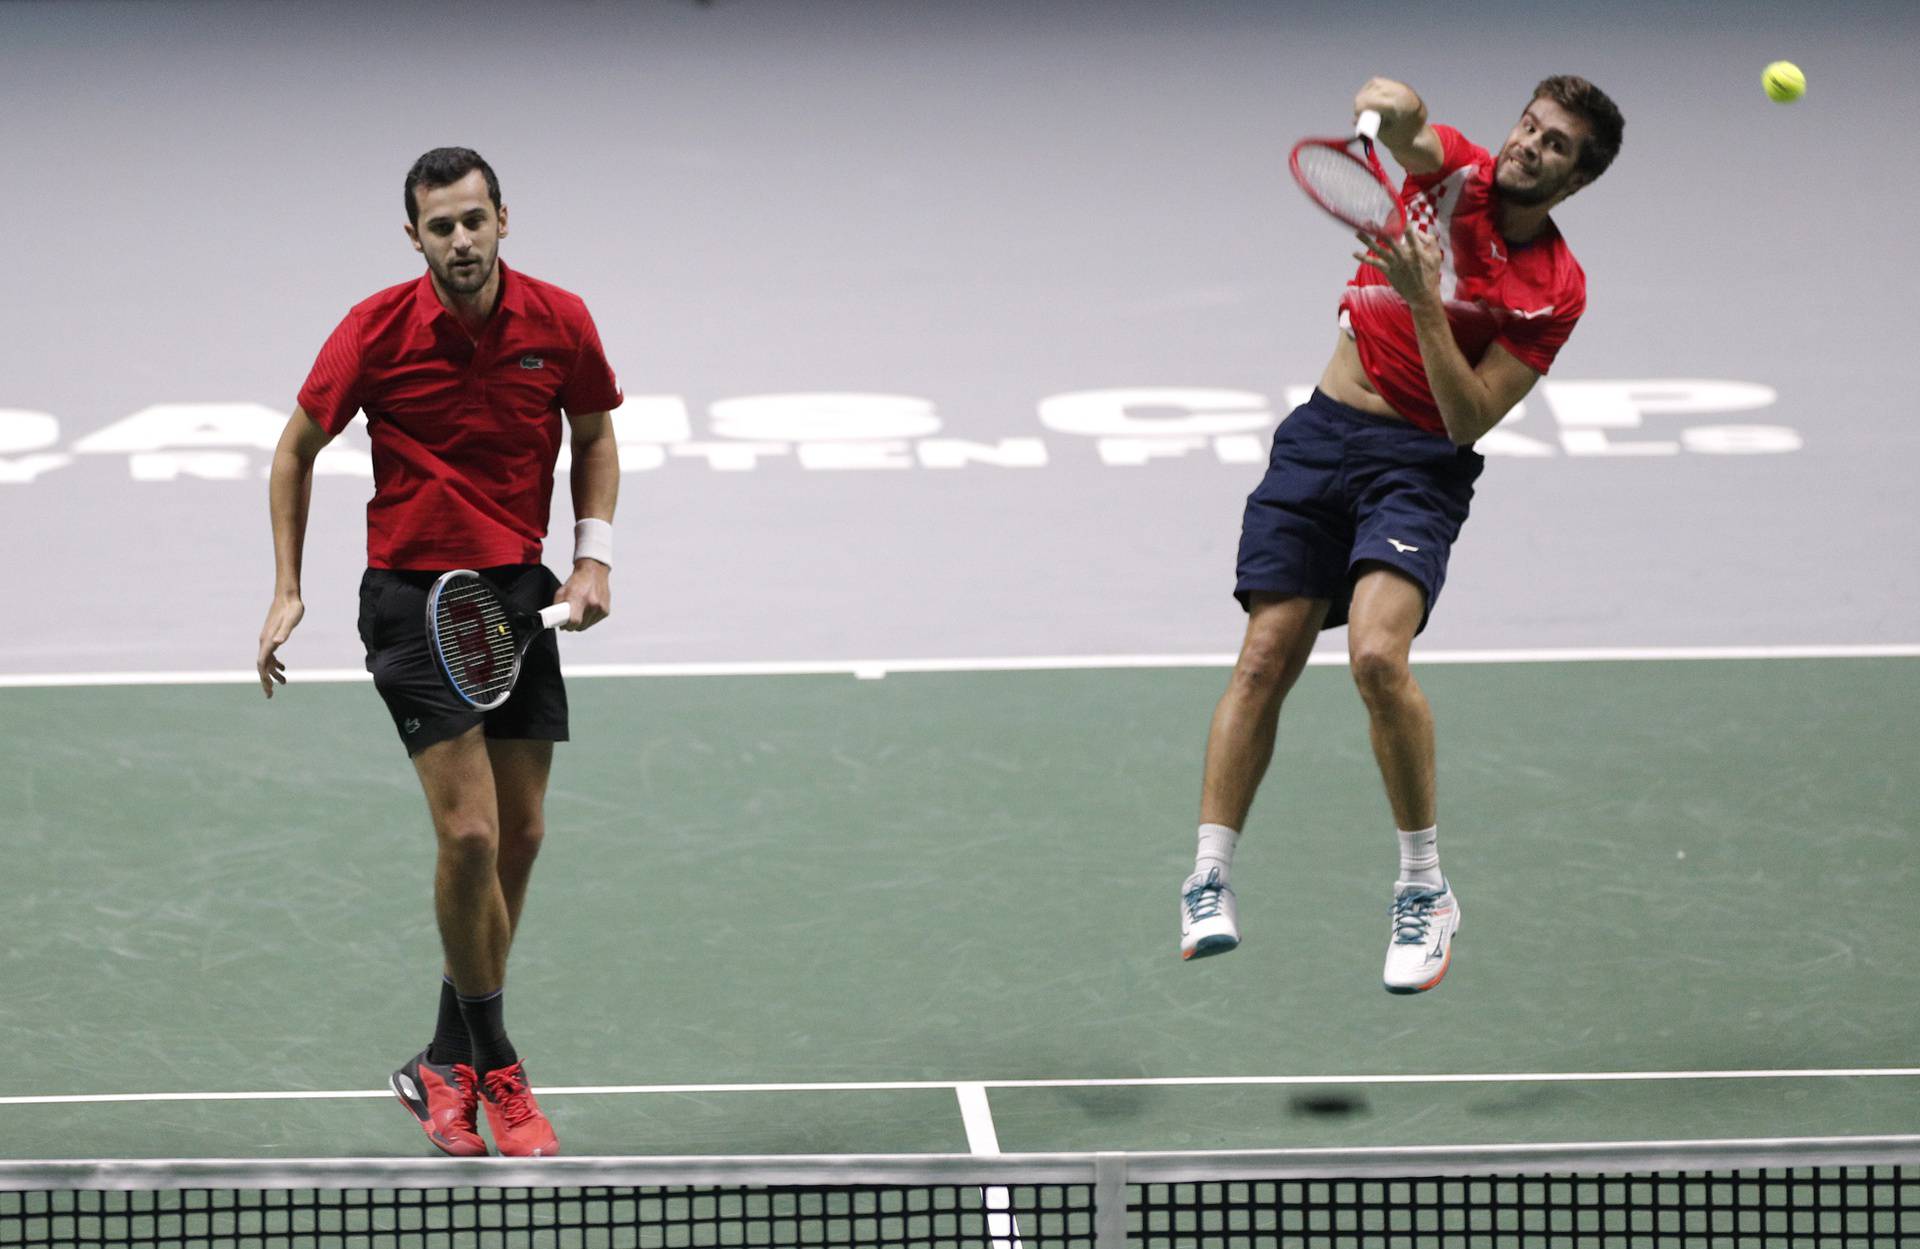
left=1341, top=125, right=1586, bottom=437
left=298, top=261, right=623, bottom=569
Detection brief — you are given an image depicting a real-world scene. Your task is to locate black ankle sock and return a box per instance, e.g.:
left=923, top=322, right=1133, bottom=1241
left=456, top=988, right=519, bottom=1077
left=426, top=977, right=472, bottom=1067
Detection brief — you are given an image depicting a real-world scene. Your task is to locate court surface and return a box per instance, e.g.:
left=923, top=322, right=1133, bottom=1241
left=5, top=657, right=1915, bottom=1159
left=1, top=0, right=1916, bottom=1180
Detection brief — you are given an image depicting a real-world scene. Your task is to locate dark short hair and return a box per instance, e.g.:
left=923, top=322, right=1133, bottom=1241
left=404, top=147, right=502, bottom=224
left=1532, top=76, right=1624, bottom=183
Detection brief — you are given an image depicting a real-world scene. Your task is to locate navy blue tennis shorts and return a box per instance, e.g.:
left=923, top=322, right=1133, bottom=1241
left=357, top=564, right=569, bottom=756
left=1234, top=389, right=1484, bottom=632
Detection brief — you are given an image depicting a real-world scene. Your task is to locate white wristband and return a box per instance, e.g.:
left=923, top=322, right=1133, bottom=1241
left=573, top=518, right=613, bottom=567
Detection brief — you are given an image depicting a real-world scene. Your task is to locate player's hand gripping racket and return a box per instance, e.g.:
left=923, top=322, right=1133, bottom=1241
left=1289, top=108, right=1405, bottom=240
left=426, top=570, right=571, bottom=711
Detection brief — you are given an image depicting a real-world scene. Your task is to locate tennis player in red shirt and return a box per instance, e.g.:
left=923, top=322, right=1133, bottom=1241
left=256, top=148, right=623, bottom=1156
left=1178, top=78, right=1623, bottom=992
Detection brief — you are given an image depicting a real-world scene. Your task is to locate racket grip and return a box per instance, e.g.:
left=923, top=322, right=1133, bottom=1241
left=1355, top=109, right=1382, bottom=141
left=538, top=603, right=572, bottom=629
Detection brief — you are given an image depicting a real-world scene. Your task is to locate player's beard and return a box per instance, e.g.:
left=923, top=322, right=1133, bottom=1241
left=435, top=247, right=497, bottom=296
left=1496, top=177, right=1560, bottom=207
left=1495, top=150, right=1569, bottom=207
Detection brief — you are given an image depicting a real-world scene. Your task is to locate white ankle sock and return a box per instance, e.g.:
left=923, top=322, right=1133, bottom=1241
left=1397, top=825, right=1443, bottom=889
left=1195, top=823, right=1239, bottom=881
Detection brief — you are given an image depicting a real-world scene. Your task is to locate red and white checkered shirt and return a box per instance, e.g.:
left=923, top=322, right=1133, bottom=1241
left=1340, top=125, right=1586, bottom=437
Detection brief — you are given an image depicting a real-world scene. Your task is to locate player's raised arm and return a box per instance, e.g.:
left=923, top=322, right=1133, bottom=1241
left=1354, top=77, right=1443, bottom=175
left=256, top=407, right=335, bottom=697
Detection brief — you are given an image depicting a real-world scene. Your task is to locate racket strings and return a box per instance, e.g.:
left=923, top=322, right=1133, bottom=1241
left=434, top=579, right=519, bottom=703
left=1294, top=145, right=1399, bottom=233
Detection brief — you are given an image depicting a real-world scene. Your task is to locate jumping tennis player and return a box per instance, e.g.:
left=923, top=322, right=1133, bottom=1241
left=1178, top=77, right=1623, bottom=991
left=255, top=148, right=623, bottom=1155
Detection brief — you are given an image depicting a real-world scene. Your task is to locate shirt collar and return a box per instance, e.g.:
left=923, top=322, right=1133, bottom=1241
left=410, top=257, right=522, bottom=330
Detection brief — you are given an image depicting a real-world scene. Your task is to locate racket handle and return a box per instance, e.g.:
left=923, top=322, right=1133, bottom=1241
left=1355, top=109, right=1382, bottom=141
left=538, top=603, right=572, bottom=629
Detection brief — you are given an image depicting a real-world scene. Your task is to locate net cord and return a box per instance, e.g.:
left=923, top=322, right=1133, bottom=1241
left=5, top=1136, right=1918, bottom=1194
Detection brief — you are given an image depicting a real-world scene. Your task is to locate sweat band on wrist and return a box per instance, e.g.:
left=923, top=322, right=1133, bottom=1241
left=573, top=518, right=613, bottom=567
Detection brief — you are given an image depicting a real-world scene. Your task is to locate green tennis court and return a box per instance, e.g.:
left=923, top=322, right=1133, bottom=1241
left=6, top=656, right=1915, bottom=1161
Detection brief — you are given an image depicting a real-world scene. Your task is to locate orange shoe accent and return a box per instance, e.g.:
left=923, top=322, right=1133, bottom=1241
left=1412, top=946, right=1452, bottom=992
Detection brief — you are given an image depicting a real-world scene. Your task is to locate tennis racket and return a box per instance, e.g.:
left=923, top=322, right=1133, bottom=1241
left=1288, top=108, right=1405, bottom=240
left=425, top=570, right=571, bottom=711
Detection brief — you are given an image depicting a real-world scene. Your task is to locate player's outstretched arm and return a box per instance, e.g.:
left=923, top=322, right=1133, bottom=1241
left=555, top=410, right=620, bottom=631
left=257, top=408, right=334, bottom=697
left=1354, top=77, right=1443, bottom=175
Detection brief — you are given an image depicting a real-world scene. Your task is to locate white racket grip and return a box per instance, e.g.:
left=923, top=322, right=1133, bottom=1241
left=538, top=603, right=572, bottom=629
left=1355, top=109, right=1382, bottom=141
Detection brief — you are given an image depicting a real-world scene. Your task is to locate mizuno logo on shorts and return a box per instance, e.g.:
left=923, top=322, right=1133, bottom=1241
left=1388, top=538, right=1420, bottom=553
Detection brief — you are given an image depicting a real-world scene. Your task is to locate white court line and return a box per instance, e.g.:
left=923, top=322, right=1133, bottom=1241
left=7, top=1068, right=1917, bottom=1107
left=956, top=1085, right=1023, bottom=1249
left=2, top=643, right=1916, bottom=689
left=956, top=1084, right=1005, bottom=1155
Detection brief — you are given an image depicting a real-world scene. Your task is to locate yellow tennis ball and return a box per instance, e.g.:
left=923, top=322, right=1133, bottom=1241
left=1763, top=61, right=1805, bottom=103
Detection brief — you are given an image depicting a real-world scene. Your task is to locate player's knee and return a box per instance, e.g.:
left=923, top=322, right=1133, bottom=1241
left=1348, top=640, right=1409, bottom=703
left=500, top=818, right=545, bottom=862
left=438, top=817, right=499, bottom=866
left=1229, top=641, right=1293, bottom=704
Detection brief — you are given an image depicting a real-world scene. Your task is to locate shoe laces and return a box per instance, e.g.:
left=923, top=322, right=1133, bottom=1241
left=483, top=1065, right=541, bottom=1128
left=1391, top=888, right=1444, bottom=944
left=450, top=1064, right=482, bottom=1125
left=1183, top=869, right=1228, bottom=921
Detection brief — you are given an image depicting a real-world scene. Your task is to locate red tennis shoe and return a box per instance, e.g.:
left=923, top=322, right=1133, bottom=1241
left=390, top=1050, right=486, bottom=1157
left=481, top=1062, right=560, bottom=1157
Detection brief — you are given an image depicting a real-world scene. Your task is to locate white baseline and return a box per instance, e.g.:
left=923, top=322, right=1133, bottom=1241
left=5, top=1067, right=1917, bottom=1107
left=1, top=643, right=1917, bottom=690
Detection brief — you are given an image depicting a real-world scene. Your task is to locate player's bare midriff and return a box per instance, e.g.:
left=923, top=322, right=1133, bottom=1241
left=1316, top=332, right=1404, bottom=420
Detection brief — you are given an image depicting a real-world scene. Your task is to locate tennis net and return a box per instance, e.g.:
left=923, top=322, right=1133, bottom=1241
left=2, top=1137, right=1916, bottom=1248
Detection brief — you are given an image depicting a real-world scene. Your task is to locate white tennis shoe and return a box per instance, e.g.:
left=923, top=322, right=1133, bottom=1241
left=1382, top=880, right=1460, bottom=994
left=1179, top=867, right=1240, bottom=960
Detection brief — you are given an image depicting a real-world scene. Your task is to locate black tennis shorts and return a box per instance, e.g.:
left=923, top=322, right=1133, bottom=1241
left=1235, top=389, right=1484, bottom=633
left=357, top=565, right=569, bottom=756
